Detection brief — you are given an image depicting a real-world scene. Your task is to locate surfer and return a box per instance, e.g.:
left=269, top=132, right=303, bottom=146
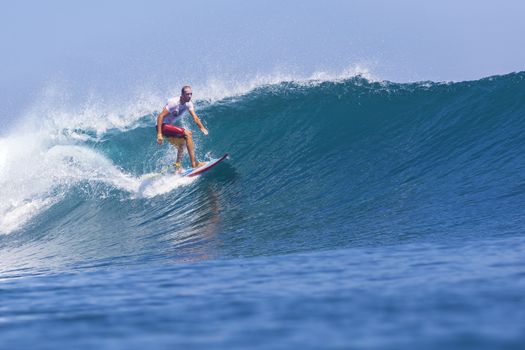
left=156, top=86, right=208, bottom=169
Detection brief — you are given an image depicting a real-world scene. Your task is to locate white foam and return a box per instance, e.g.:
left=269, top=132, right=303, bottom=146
left=14, top=81, right=163, bottom=140
left=0, top=197, right=59, bottom=236
left=194, top=65, right=378, bottom=103
left=0, top=134, right=140, bottom=235
left=136, top=173, right=195, bottom=198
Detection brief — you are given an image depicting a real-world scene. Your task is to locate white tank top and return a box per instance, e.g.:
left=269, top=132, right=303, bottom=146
left=163, top=98, right=195, bottom=124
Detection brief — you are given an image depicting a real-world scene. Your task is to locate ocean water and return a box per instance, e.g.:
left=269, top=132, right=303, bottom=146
left=1, top=72, right=525, bottom=349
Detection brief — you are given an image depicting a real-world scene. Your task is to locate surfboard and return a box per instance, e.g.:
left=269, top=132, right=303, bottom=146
left=142, top=154, right=228, bottom=183
left=178, top=153, right=228, bottom=177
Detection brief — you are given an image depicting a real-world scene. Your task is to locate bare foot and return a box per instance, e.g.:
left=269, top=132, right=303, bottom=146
left=192, top=161, right=206, bottom=168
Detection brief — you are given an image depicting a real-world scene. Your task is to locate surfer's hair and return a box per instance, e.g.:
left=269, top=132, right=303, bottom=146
left=181, top=86, right=192, bottom=95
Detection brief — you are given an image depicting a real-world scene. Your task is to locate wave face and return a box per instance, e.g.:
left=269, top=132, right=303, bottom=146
left=2, top=73, right=525, bottom=349
left=1, top=72, right=525, bottom=268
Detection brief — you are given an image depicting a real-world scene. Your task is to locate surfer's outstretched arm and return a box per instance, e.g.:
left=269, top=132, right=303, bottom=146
left=156, top=108, right=169, bottom=144
left=189, top=110, right=208, bottom=135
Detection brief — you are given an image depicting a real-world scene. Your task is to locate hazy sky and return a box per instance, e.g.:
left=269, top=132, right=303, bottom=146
left=1, top=0, right=524, bottom=119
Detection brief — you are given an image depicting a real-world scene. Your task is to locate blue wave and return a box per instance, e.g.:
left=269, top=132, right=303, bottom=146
left=2, top=72, right=525, bottom=350
left=2, top=72, right=525, bottom=265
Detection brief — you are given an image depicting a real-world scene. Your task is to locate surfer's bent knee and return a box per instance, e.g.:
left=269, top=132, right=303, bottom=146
left=167, top=137, right=186, bottom=147
left=184, top=130, right=193, bottom=139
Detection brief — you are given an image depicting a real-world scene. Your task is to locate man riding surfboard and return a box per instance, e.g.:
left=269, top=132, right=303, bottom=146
left=156, top=86, right=208, bottom=169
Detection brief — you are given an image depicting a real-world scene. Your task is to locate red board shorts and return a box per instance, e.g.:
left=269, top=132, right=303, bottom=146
left=158, top=124, right=186, bottom=138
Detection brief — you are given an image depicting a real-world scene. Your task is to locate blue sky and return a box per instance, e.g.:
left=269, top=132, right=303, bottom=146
left=1, top=0, right=524, bottom=121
